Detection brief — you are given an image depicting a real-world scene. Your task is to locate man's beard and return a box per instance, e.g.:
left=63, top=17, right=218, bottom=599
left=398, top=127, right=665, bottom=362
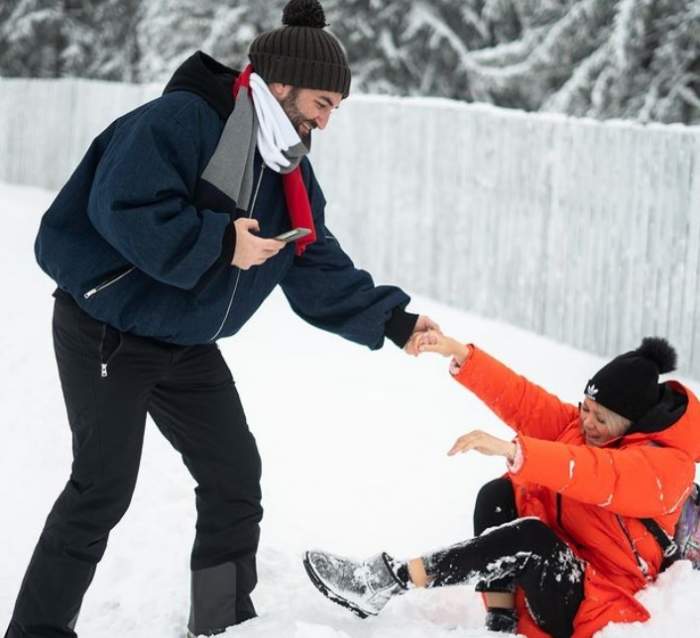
left=280, top=89, right=315, bottom=150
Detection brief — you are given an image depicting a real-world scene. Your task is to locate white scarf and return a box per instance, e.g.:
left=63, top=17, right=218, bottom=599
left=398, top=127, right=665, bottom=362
left=249, top=72, right=307, bottom=174
left=200, top=66, right=309, bottom=212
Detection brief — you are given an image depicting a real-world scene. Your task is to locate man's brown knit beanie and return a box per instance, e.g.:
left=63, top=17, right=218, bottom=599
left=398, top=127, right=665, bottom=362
left=249, top=0, right=351, bottom=98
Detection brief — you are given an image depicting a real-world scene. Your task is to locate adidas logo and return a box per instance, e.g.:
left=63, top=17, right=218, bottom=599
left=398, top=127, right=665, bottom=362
left=585, top=383, right=599, bottom=399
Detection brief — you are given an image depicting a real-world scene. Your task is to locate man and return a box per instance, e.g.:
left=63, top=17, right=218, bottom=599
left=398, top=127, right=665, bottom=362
left=5, top=1, right=437, bottom=636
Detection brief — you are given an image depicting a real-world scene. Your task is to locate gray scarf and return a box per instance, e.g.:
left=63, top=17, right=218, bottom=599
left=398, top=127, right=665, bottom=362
left=201, top=66, right=308, bottom=211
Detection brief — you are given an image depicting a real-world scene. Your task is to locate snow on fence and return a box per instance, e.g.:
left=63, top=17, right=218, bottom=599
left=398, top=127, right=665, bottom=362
left=2, top=78, right=700, bottom=378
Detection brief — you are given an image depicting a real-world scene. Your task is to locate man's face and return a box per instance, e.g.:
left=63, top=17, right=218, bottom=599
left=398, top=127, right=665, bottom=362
left=273, top=85, right=343, bottom=148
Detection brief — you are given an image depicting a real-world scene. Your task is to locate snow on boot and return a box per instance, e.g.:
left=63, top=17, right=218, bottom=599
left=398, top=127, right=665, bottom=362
left=485, top=607, right=518, bottom=634
left=303, top=550, right=408, bottom=618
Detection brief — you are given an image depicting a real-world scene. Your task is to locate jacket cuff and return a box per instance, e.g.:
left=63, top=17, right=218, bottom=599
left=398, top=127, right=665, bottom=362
left=449, top=344, right=475, bottom=376
left=451, top=345, right=504, bottom=393
left=506, top=438, right=524, bottom=474
left=221, top=216, right=236, bottom=265
left=507, top=435, right=571, bottom=491
left=384, top=306, right=419, bottom=348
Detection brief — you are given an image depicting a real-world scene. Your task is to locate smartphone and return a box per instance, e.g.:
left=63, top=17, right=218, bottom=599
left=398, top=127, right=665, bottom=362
left=274, top=228, right=312, bottom=243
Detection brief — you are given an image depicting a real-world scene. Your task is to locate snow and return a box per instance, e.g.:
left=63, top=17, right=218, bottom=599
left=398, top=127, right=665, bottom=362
left=1, top=180, right=700, bottom=637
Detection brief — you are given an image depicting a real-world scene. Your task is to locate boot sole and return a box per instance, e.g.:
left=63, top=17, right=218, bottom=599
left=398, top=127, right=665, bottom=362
left=303, top=552, right=374, bottom=619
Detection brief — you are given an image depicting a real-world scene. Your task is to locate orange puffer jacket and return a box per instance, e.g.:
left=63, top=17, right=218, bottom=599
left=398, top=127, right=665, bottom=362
left=453, top=346, right=700, bottom=638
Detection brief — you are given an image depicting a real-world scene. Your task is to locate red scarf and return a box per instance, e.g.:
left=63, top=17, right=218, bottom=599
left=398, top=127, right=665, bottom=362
left=233, top=66, right=317, bottom=256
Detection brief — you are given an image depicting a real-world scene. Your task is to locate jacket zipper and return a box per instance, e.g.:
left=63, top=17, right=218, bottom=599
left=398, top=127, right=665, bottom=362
left=557, top=493, right=563, bottom=529
left=84, top=266, right=136, bottom=300
left=209, top=167, right=265, bottom=342
left=616, top=514, right=650, bottom=579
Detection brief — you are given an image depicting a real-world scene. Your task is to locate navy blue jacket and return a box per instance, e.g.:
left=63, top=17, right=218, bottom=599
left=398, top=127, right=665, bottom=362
left=35, top=52, right=414, bottom=348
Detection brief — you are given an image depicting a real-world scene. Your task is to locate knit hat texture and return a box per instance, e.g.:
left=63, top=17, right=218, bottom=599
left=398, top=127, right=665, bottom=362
left=249, top=0, right=351, bottom=98
left=584, top=337, right=677, bottom=422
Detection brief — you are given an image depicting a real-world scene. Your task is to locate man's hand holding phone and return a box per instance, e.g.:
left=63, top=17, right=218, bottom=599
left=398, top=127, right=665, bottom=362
left=231, top=222, right=312, bottom=270
left=231, top=219, right=285, bottom=270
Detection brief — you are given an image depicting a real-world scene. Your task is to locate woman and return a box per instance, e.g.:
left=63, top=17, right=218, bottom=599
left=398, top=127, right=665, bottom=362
left=303, top=336, right=700, bottom=638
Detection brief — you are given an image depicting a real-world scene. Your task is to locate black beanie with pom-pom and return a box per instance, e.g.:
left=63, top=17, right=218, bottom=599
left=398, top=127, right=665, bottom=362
left=583, top=337, right=678, bottom=422
left=249, top=0, right=351, bottom=97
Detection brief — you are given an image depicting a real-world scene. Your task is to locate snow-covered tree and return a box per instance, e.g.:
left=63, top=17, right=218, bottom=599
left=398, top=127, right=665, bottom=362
left=132, top=0, right=288, bottom=81
left=0, top=0, right=86, bottom=78
left=135, top=0, right=218, bottom=81
left=466, top=0, right=618, bottom=111
left=0, top=0, right=140, bottom=81
left=543, top=0, right=700, bottom=122
left=0, top=0, right=697, bottom=124
left=85, top=0, right=140, bottom=82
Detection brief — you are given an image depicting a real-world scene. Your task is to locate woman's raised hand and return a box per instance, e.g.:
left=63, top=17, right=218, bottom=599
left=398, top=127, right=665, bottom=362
left=448, top=430, right=517, bottom=462
left=416, top=331, right=470, bottom=364
left=415, top=330, right=452, bottom=356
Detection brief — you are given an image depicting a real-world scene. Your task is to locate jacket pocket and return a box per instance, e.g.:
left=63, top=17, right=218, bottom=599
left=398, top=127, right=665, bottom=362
left=83, top=266, right=136, bottom=300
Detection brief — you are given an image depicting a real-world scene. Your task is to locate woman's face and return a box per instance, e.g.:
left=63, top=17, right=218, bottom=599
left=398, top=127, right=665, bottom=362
left=579, top=398, right=627, bottom=446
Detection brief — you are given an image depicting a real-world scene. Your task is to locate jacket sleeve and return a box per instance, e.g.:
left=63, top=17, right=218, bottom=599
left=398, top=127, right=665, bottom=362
left=511, top=435, right=696, bottom=518
left=87, top=101, right=232, bottom=289
left=280, top=162, right=412, bottom=350
left=452, top=345, right=579, bottom=440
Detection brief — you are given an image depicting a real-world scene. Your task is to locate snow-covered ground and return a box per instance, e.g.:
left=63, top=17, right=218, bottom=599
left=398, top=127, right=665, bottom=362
left=1, top=181, right=699, bottom=637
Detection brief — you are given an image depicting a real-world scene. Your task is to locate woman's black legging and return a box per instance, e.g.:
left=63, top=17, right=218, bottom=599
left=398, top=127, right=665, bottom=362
left=473, top=475, right=519, bottom=594
left=421, top=478, right=585, bottom=638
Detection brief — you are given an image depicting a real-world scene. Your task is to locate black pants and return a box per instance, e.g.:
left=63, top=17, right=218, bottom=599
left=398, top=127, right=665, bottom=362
left=6, top=293, right=263, bottom=638
left=473, top=475, right=519, bottom=594
left=422, top=478, right=584, bottom=638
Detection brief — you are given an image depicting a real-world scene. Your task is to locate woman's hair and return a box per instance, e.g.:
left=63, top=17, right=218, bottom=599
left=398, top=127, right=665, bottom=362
left=596, top=402, right=632, bottom=437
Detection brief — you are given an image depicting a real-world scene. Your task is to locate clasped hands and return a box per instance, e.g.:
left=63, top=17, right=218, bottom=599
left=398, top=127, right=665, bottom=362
left=405, top=324, right=517, bottom=463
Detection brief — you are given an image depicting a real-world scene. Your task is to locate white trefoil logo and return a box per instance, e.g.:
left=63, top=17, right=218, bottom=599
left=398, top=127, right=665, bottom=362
left=585, top=383, right=599, bottom=399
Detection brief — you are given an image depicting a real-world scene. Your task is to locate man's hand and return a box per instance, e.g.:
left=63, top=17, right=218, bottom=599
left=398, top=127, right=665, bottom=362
left=404, top=315, right=441, bottom=356
left=448, top=430, right=517, bottom=461
left=232, top=218, right=285, bottom=270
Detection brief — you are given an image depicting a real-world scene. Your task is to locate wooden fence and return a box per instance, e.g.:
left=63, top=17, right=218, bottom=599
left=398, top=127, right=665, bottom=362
left=2, top=79, right=699, bottom=377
